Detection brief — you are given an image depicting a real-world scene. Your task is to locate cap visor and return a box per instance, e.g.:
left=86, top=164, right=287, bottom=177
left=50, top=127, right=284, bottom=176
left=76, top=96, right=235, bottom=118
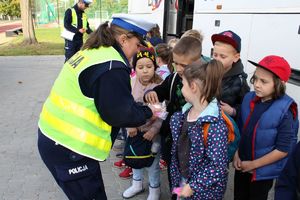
left=140, top=39, right=149, bottom=47
left=212, top=34, right=237, bottom=51
left=248, top=60, right=264, bottom=68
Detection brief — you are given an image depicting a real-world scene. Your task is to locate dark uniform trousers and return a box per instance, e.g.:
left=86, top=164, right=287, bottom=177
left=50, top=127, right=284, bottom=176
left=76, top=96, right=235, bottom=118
left=65, top=39, right=83, bottom=62
left=38, top=130, right=107, bottom=200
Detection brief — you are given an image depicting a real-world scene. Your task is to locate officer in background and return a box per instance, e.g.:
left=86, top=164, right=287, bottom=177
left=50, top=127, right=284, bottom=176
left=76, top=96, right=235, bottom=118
left=38, top=14, right=157, bottom=200
left=63, top=0, right=93, bottom=62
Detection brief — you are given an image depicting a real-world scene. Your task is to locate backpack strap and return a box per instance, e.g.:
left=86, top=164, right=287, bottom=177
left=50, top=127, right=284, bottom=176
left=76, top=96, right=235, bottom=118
left=221, top=110, right=235, bottom=143
left=202, top=110, right=236, bottom=147
left=169, top=72, right=178, bottom=102
left=203, top=123, right=210, bottom=146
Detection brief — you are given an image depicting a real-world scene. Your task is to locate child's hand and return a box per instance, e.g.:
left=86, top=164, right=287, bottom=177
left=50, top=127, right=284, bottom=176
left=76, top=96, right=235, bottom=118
left=143, top=130, right=155, bottom=141
left=241, top=161, right=256, bottom=172
left=233, top=151, right=242, bottom=170
left=220, top=101, right=236, bottom=116
left=145, top=91, right=159, bottom=104
left=180, top=184, right=193, bottom=198
left=127, top=128, right=137, bottom=137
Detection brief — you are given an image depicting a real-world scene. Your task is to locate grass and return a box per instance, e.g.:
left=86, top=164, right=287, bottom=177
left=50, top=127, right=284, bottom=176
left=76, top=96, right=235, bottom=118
left=0, top=27, right=65, bottom=56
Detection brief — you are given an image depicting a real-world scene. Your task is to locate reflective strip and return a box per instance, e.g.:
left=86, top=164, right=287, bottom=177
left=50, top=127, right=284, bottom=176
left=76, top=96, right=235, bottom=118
left=125, top=155, right=154, bottom=159
left=50, top=91, right=111, bottom=133
left=41, top=107, right=111, bottom=153
left=71, top=8, right=77, bottom=27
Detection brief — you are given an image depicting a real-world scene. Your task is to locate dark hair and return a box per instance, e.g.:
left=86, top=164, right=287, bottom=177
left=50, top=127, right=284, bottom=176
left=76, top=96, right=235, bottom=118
left=82, top=21, right=140, bottom=50
left=148, top=24, right=161, bottom=38
left=250, top=70, right=286, bottom=99
left=155, top=43, right=173, bottom=73
left=183, top=59, right=224, bottom=103
left=173, top=37, right=202, bottom=61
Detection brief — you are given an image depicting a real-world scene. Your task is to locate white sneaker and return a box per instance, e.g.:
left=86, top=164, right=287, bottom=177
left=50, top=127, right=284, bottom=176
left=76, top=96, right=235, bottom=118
left=147, top=186, right=160, bottom=200
left=122, top=180, right=145, bottom=199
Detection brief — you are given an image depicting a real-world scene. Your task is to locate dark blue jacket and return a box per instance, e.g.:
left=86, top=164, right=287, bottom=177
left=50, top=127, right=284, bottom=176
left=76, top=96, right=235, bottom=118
left=240, top=92, right=298, bottom=181
left=275, top=142, right=300, bottom=200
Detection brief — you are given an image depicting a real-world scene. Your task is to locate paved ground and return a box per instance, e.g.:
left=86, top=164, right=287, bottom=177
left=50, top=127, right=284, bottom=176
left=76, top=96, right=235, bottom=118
left=0, top=56, right=274, bottom=200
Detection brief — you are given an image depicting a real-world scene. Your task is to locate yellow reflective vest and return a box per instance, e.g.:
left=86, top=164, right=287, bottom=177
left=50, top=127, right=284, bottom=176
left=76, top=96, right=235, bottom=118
left=71, top=8, right=88, bottom=29
left=39, top=47, right=126, bottom=161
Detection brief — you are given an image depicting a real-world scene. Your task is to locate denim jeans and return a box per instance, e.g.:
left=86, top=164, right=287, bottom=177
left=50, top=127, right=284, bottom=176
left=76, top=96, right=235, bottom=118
left=132, top=153, right=160, bottom=188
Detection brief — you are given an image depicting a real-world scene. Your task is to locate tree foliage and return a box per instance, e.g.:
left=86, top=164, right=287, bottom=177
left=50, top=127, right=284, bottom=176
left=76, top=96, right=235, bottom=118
left=0, top=0, right=21, bottom=17
left=90, top=0, right=128, bottom=17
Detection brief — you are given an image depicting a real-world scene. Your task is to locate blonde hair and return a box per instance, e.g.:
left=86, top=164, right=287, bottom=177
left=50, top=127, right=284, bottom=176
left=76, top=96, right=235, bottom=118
left=167, top=38, right=179, bottom=49
left=173, top=37, right=202, bottom=61
left=181, top=29, right=204, bottom=43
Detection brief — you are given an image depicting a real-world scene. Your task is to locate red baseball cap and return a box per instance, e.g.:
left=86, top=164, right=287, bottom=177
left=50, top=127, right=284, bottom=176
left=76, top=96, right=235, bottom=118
left=248, top=55, right=291, bottom=82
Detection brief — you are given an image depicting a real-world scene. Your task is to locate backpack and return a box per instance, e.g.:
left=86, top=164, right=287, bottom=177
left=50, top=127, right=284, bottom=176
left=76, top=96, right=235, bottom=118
left=123, top=131, right=155, bottom=169
left=203, top=110, right=240, bottom=162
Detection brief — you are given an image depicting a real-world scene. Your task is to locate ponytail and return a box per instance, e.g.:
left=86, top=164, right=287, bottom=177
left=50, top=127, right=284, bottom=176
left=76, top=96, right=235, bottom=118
left=82, top=21, right=116, bottom=50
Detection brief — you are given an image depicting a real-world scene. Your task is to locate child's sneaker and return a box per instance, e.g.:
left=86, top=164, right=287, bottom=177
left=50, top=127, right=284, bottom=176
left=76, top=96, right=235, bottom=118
left=159, top=159, right=167, bottom=171
left=113, top=159, right=125, bottom=169
left=119, top=167, right=133, bottom=179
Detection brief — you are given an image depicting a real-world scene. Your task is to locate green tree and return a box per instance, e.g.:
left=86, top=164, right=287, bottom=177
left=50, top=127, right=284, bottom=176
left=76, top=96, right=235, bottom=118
left=0, top=0, right=21, bottom=18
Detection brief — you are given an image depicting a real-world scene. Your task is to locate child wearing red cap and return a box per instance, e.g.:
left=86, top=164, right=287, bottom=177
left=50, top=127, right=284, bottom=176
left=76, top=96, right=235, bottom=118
left=211, top=30, right=250, bottom=119
left=233, top=55, right=299, bottom=200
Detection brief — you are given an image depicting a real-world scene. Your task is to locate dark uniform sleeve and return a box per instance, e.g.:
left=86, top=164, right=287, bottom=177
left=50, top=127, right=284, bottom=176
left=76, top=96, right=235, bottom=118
left=64, top=8, right=78, bottom=33
left=93, top=68, right=152, bottom=128
left=86, top=21, right=92, bottom=34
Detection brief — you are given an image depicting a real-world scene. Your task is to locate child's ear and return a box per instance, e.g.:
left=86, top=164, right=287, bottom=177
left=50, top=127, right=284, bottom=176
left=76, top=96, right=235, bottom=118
left=191, top=81, right=198, bottom=92
left=233, top=53, right=240, bottom=63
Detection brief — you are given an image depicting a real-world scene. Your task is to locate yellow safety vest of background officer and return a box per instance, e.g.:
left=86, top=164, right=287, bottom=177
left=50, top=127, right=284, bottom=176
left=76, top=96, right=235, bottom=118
left=63, top=0, right=93, bottom=62
left=37, top=14, right=156, bottom=200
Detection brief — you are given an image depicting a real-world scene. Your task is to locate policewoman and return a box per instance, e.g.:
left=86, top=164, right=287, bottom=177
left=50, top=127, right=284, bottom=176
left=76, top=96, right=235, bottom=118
left=38, top=14, right=156, bottom=200
left=63, top=0, right=93, bottom=62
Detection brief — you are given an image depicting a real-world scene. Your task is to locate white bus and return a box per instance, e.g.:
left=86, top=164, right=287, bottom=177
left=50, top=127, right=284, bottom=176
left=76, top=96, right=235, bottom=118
left=129, top=0, right=300, bottom=135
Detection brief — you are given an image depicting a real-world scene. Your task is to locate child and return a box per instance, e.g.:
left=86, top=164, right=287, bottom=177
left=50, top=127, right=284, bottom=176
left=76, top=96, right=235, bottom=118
left=122, top=48, right=163, bottom=200
left=233, top=55, right=299, bottom=200
left=275, top=141, right=300, bottom=200
left=181, top=29, right=211, bottom=63
left=155, top=43, right=173, bottom=80
left=144, top=37, right=202, bottom=199
left=170, top=59, right=228, bottom=199
left=167, top=38, right=179, bottom=49
left=211, top=30, right=250, bottom=118
left=147, top=24, right=164, bottom=46
left=181, top=29, right=204, bottom=43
